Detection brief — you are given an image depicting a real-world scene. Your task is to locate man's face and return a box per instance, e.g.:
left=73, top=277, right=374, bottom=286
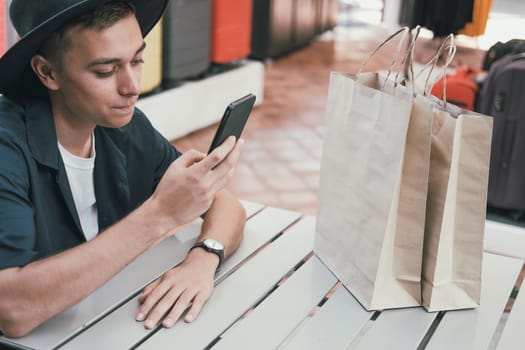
left=51, top=14, right=145, bottom=129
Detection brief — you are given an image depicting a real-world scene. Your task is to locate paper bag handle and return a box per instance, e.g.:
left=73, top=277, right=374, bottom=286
left=392, top=26, right=422, bottom=97
left=424, top=35, right=456, bottom=93
left=357, top=27, right=410, bottom=80
left=413, top=34, right=456, bottom=110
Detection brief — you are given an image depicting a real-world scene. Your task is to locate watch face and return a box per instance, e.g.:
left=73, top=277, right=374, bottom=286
left=204, top=238, right=224, bottom=250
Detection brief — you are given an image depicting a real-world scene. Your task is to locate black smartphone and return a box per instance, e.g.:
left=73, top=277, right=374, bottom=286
left=208, top=93, right=256, bottom=154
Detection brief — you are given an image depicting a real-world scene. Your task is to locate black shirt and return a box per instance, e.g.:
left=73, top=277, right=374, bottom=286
left=0, top=96, right=181, bottom=269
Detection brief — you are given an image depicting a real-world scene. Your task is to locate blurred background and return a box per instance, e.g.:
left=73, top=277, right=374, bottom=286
left=1, top=0, right=524, bottom=215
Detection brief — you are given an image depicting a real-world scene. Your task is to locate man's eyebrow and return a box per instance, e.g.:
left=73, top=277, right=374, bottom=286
left=86, top=42, right=147, bottom=68
left=136, top=42, right=147, bottom=54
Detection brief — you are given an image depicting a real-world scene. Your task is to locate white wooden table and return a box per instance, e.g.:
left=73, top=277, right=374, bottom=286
left=1, top=202, right=524, bottom=350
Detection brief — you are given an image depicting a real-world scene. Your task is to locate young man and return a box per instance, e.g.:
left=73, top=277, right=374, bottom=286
left=0, top=0, right=246, bottom=338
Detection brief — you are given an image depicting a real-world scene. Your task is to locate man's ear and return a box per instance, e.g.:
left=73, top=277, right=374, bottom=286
left=30, top=55, right=60, bottom=91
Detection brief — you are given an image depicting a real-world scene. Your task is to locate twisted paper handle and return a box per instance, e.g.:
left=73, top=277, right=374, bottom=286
left=357, top=27, right=410, bottom=91
left=414, top=34, right=457, bottom=109
left=392, top=25, right=422, bottom=97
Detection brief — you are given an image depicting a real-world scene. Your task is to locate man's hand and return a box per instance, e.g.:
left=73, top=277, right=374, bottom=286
left=136, top=247, right=219, bottom=329
left=152, top=136, right=243, bottom=231
left=136, top=137, right=245, bottom=330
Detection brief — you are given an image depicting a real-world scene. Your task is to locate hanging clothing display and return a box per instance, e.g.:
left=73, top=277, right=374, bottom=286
left=459, top=0, right=493, bottom=37
left=400, top=0, right=475, bottom=37
left=399, top=0, right=423, bottom=29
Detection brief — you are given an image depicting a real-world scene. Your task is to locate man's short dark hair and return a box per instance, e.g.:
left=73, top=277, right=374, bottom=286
left=39, top=1, right=136, bottom=68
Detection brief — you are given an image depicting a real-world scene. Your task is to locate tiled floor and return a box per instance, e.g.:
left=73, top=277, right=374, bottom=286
left=172, top=23, right=485, bottom=215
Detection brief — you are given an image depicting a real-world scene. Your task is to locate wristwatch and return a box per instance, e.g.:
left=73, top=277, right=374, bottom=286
left=190, top=238, right=225, bottom=268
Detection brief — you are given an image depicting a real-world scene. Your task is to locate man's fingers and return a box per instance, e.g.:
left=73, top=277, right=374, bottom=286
left=162, top=291, right=195, bottom=328
left=178, top=149, right=207, bottom=168
left=138, top=278, right=161, bottom=304
left=184, top=292, right=208, bottom=323
left=143, top=286, right=184, bottom=330
left=197, top=138, right=243, bottom=199
left=136, top=281, right=170, bottom=322
left=206, top=139, right=244, bottom=193
left=211, top=138, right=244, bottom=177
left=197, top=136, right=236, bottom=172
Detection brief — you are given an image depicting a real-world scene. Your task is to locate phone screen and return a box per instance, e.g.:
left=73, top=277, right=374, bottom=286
left=208, top=93, right=256, bottom=154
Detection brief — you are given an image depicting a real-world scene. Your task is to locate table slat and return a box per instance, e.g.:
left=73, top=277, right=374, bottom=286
left=240, top=200, right=265, bottom=219
left=138, top=216, right=316, bottom=350
left=217, top=207, right=302, bottom=281
left=5, top=205, right=523, bottom=350
left=57, top=207, right=300, bottom=350
left=352, top=308, right=437, bottom=349
left=496, top=265, right=525, bottom=350
left=426, top=253, right=523, bottom=350
left=280, top=285, right=372, bottom=350
left=1, top=204, right=295, bottom=350
left=1, top=221, right=202, bottom=350
left=213, top=256, right=337, bottom=350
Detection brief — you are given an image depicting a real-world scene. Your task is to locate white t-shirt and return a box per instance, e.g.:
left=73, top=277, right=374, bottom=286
left=58, top=136, right=99, bottom=241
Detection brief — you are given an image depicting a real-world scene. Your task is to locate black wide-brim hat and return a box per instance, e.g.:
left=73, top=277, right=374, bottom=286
left=0, top=0, right=168, bottom=98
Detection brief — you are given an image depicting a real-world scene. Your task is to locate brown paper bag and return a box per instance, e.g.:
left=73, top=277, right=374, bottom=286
left=315, top=69, right=432, bottom=310
left=422, top=105, right=493, bottom=311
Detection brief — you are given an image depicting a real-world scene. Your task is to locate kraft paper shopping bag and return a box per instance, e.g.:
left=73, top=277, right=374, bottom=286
left=422, top=105, right=493, bottom=311
left=413, top=34, right=493, bottom=311
left=315, top=70, right=432, bottom=310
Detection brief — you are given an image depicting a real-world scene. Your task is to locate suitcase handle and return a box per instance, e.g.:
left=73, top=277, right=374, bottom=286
left=510, top=52, right=525, bottom=61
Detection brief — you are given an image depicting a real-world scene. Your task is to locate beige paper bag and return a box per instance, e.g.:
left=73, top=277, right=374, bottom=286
left=422, top=107, right=493, bottom=311
left=315, top=71, right=432, bottom=310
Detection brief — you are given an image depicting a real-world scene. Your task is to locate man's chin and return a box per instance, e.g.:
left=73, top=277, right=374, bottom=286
left=104, top=108, right=135, bottom=128
left=100, top=115, right=133, bottom=129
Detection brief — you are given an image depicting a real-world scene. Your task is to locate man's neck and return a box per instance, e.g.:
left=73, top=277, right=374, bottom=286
left=57, top=127, right=94, bottom=159
left=51, top=100, right=95, bottom=159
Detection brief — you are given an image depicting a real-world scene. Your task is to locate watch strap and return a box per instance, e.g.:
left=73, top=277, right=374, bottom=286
left=190, top=241, right=224, bottom=268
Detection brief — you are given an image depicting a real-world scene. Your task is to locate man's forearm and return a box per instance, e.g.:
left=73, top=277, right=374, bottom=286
left=199, top=190, right=246, bottom=258
left=0, top=197, right=174, bottom=338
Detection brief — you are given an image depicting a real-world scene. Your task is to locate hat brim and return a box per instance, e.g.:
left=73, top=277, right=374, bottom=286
left=0, top=0, right=168, bottom=97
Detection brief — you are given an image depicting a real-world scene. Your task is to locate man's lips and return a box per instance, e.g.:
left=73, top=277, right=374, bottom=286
left=113, top=104, right=135, bottom=112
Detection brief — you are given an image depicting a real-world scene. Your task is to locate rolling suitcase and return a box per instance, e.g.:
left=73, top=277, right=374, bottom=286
left=294, top=0, right=317, bottom=47
left=430, top=66, right=481, bottom=111
left=140, top=20, right=162, bottom=95
left=251, top=0, right=319, bottom=59
left=162, top=0, right=211, bottom=84
left=4, top=0, right=17, bottom=50
left=251, top=0, right=295, bottom=59
left=316, top=0, right=338, bottom=33
left=478, top=53, right=525, bottom=212
left=211, top=0, right=253, bottom=63
left=482, top=39, right=525, bottom=71
left=0, top=0, right=6, bottom=56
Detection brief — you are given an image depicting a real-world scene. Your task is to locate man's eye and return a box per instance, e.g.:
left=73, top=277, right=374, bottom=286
left=132, top=58, right=145, bottom=65
left=94, top=69, right=116, bottom=78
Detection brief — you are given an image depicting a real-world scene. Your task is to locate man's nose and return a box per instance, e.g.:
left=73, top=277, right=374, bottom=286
left=118, top=66, right=141, bottom=96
